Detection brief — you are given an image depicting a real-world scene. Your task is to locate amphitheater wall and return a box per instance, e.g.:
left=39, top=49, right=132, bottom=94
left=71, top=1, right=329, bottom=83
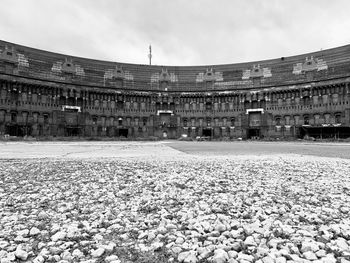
left=1, top=40, right=350, bottom=140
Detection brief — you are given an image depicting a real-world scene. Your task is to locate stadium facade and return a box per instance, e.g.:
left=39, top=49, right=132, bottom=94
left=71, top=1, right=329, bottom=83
left=0, top=40, right=350, bottom=139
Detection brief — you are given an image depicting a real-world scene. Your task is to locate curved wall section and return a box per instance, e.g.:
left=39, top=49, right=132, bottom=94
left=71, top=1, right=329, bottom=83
left=0, top=39, right=350, bottom=139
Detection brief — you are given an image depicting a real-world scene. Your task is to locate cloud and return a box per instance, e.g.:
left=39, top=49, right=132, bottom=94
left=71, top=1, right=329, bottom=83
left=0, top=0, right=350, bottom=66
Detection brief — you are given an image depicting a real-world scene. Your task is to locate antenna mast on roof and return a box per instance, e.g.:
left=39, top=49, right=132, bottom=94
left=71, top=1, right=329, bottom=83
left=148, top=45, right=152, bottom=65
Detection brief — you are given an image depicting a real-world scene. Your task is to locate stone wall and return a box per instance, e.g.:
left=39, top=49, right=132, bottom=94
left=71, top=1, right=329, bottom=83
left=1, top=41, right=350, bottom=139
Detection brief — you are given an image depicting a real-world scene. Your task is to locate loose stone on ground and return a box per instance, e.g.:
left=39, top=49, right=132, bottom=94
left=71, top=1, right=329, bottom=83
left=0, top=144, right=350, bottom=262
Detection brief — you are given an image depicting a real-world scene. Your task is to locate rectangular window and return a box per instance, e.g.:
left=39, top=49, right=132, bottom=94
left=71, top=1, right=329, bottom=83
left=207, top=119, right=211, bottom=126
left=92, top=117, right=97, bottom=125
left=335, top=115, right=341, bottom=124
left=11, top=112, right=17, bottom=122
left=43, top=114, right=49, bottom=124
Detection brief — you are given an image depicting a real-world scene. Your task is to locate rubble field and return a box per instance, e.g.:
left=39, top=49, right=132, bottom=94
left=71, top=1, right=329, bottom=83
left=0, top=142, right=350, bottom=263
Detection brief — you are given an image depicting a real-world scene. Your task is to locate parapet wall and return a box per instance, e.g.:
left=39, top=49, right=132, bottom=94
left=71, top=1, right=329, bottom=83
left=1, top=40, right=350, bottom=92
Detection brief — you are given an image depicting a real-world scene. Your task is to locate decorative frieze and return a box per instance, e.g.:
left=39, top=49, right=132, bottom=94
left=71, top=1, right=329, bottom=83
left=293, top=56, right=328, bottom=74
left=17, top=54, right=29, bottom=68
left=196, top=68, right=223, bottom=82
left=62, top=58, right=76, bottom=74
left=51, top=58, right=85, bottom=76
left=104, top=65, right=125, bottom=81
left=242, top=64, right=272, bottom=80
left=159, top=68, right=171, bottom=82
left=151, top=68, right=178, bottom=83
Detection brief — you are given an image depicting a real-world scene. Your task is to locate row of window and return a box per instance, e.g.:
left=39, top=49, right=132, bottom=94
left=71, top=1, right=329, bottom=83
left=183, top=117, right=236, bottom=127
left=1, top=93, right=349, bottom=109
left=91, top=117, right=148, bottom=126
left=267, top=101, right=349, bottom=111
left=0, top=110, right=344, bottom=127
left=275, top=113, right=342, bottom=125
left=3, top=112, right=50, bottom=124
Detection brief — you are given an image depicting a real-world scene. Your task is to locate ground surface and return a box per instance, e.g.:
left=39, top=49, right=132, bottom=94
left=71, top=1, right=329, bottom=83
left=168, top=141, right=350, bottom=159
left=0, top=141, right=350, bottom=263
left=0, top=141, right=350, bottom=159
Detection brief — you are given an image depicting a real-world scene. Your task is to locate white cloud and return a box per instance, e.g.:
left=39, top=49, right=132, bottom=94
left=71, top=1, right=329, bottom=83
left=0, top=0, right=349, bottom=66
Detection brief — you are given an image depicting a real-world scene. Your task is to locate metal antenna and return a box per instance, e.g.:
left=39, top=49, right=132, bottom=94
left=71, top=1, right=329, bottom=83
left=148, top=45, right=152, bottom=65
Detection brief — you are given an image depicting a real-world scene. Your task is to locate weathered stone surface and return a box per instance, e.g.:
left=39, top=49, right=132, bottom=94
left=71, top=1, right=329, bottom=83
left=334, top=238, right=349, bottom=251
left=14, top=248, right=28, bottom=261
left=29, top=227, right=41, bottom=236
left=275, top=257, right=287, bottom=263
left=228, top=250, right=238, bottom=259
left=32, top=255, right=45, bottom=263
left=215, top=223, right=227, bottom=233
left=1, top=151, right=350, bottom=262
left=262, top=256, right=275, bottom=263
left=322, top=254, right=337, bottom=263
left=91, top=247, right=105, bottom=258
left=301, top=240, right=319, bottom=252
left=303, top=251, right=318, bottom=260
left=105, top=255, right=120, bottom=262
left=237, top=253, right=254, bottom=262
left=212, top=249, right=229, bottom=263
left=51, top=231, right=66, bottom=242
left=178, top=250, right=197, bottom=263
left=184, top=250, right=197, bottom=263
left=244, top=236, right=257, bottom=247
left=72, top=249, right=84, bottom=259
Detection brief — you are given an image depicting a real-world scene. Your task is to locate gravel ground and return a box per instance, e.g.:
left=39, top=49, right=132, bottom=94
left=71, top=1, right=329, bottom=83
left=0, top=142, right=350, bottom=263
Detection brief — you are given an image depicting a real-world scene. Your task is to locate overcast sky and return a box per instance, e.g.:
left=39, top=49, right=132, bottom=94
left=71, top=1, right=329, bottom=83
left=1, top=0, right=350, bottom=66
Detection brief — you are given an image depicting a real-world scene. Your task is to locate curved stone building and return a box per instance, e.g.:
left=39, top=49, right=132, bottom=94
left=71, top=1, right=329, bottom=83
left=0, top=40, right=350, bottom=139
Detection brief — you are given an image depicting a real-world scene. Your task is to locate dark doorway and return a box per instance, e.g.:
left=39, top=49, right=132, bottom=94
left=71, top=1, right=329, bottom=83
left=202, top=128, right=212, bottom=137
left=6, top=125, right=19, bottom=136
left=5, top=124, right=30, bottom=137
left=66, top=127, right=81, bottom=136
left=5, top=125, right=31, bottom=137
left=338, top=127, right=350, bottom=138
left=248, top=128, right=260, bottom=139
left=300, top=126, right=350, bottom=139
left=118, top=128, right=128, bottom=138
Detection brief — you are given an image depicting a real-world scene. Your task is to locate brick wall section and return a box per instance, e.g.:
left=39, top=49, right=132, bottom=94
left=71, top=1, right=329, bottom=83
left=0, top=40, right=349, bottom=139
